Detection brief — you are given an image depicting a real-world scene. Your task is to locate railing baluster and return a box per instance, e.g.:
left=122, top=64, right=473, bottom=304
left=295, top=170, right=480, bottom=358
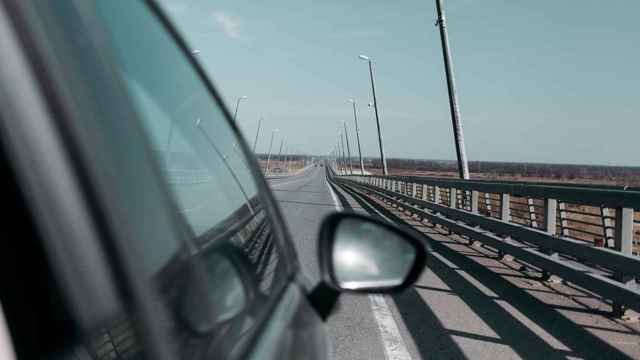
left=528, top=198, right=538, bottom=228
left=559, top=202, right=570, bottom=237
left=600, top=206, right=615, bottom=248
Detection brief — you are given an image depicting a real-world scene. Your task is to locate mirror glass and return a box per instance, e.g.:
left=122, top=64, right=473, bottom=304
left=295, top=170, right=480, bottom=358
left=331, top=218, right=417, bottom=290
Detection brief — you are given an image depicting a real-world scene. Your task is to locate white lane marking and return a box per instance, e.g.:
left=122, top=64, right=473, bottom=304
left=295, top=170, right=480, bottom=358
left=324, top=177, right=413, bottom=360
left=368, top=295, right=412, bottom=360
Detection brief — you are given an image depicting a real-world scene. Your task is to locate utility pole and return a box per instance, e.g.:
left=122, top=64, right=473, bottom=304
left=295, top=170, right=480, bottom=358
left=252, top=118, right=262, bottom=153
left=349, top=100, right=365, bottom=174
left=435, top=0, right=470, bottom=179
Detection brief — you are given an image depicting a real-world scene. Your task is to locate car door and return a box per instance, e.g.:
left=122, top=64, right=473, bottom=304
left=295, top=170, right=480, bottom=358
left=1, top=0, right=327, bottom=359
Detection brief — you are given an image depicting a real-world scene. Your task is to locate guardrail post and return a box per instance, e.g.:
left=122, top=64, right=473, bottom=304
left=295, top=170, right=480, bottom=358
left=422, top=184, right=428, bottom=201
left=450, top=188, right=457, bottom=209
left=411, top=183, right=417, bottom=198
left=544, top=199, right=557, bottom=234
left=542, top=199, right=561, bottom=283
left=500, top=193, right=511, bottom=222
left=434, top=186, right=441, bottom=204
left=614, top=207, right=633, bottom=255
left=613, top=208, right=636, bottom=320
left=498, top=193, right=514, bottom=261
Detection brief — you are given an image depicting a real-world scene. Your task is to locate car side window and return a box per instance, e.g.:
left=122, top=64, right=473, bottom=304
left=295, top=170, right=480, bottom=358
left=84, top=1, right=289, bottom=358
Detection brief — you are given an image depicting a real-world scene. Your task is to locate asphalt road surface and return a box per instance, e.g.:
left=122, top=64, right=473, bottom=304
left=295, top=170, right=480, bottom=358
left=268, top=166, right=640, bottom=360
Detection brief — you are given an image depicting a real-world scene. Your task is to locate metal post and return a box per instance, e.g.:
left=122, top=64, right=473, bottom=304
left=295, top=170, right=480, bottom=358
left=351, top=100, right=365, bottom=174
left=544, top=199, right=557, bottom=234
left=361, top=57, right=388, bottom=175
left=500, top=194, right=511, bottom=222
left=340, top=133, right=348, bottom=175
left=449, top=188, right=457, bottom=209
left=233, top=96, right=247, bottom=122
left=265, top=130, right=276, bottom=174
left=276, top=139, right=284, bottom=173
left=435, top=0, right=469, bottom=180
left=283, top=143, right=289, bottom=173
left=613, top=207, right=634, bottom=318
left=252, top=118, right=262, bottom=153
left=614, top=207, right=634, bottom=255
left=343, top=122, right=354, bottom=174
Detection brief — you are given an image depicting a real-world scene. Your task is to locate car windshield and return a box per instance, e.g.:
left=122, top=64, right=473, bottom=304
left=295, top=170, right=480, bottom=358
left=157, top=1, right=640, bottom=359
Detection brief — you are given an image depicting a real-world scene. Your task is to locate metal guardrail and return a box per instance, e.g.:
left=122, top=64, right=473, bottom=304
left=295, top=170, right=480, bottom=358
left=331, top=172, right=640, bottom=316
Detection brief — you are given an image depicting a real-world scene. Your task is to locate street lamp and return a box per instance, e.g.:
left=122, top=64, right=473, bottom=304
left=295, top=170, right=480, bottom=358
left=343, top=121, right=353, bottom=174
left=339, top=132, right=348, bottom=175
left=265, top=128, right=278, bottom=174
left=252, top=118, right=262, bottom=153
left=348, top=99, right=365, bottom=175
left=233, top=96, right=248, bottom=122
left=358, top=54, right=388, bottom=175
left=277, top=139, right=284, bottom=172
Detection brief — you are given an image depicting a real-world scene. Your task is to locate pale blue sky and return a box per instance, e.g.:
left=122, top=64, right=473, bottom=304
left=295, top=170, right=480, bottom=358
left=159, top=0, right=639, bottom=165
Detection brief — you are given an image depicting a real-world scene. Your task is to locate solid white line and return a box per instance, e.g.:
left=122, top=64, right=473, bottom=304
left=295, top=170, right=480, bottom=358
left=323, top=177, right=412, bottom=360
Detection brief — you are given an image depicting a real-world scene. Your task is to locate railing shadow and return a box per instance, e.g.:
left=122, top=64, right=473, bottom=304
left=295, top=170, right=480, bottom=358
left=398, top=234, right=634, bottom=359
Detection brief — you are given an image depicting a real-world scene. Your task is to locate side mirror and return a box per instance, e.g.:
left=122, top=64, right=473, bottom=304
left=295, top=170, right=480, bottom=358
left=310, top=212, right=426, bottom=319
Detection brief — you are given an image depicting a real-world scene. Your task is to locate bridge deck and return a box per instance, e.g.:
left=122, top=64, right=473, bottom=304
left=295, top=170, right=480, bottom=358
left=270, top=167, right=640, bottom=359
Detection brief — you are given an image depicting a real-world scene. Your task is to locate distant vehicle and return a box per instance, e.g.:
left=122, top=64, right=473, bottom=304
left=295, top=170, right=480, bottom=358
left=0, top=1, right=426, bottom=359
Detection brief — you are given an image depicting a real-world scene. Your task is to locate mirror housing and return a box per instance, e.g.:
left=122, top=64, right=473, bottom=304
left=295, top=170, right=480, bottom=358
left=310, top=212, right=426, bottom=319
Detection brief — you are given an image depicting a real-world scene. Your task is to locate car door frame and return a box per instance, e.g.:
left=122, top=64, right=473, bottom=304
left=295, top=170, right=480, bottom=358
left=0, top=0, right=313, bottom=358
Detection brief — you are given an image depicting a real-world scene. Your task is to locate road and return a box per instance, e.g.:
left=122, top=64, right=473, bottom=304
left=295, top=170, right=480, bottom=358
left=268, top=167, right=640, bottom=360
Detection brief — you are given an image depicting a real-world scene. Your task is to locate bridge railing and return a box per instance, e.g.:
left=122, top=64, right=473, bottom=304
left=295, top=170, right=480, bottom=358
left=332, top=172, right=640, bottom=316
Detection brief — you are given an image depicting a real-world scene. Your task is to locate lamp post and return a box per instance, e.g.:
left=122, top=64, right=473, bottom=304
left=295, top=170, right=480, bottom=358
left=343, top=121, right=353, bottom=174
left=358, top=55, right=388, bottom=175
left=277, top=139, right=284, bottom=172
left=265, top=128, right=278, bottom=174
left=339, top=132, right=348, bottom=175
left=252, top=118, right=262, bottom=153
left=348, top=99, right=365, bottom=175
left=233, top=96, right=248, bottom=122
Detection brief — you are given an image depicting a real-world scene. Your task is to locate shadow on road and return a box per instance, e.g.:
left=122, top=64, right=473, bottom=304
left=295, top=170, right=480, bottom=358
left=392, top=225, right=634, bottom=360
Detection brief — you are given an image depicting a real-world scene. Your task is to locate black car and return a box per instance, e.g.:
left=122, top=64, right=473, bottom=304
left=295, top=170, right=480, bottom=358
left=0, top=1, right=425, bottom=359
